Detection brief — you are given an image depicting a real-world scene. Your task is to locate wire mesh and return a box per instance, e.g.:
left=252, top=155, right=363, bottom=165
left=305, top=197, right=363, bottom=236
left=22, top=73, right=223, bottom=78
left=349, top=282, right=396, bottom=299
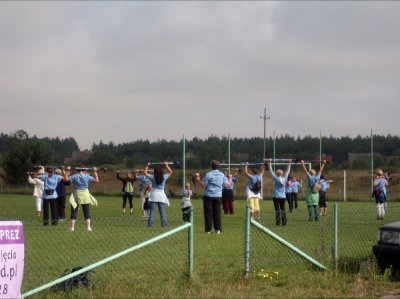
left=1, top=207, right=190, bottom=295
left=249, top=207, right=333, bottom=274
left=248, top=202, right=400, bottom=274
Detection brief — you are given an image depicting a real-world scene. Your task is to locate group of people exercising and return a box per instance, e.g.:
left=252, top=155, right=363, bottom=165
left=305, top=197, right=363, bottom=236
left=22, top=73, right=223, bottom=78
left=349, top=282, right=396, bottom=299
left=28, top=158, right=388, bottom=233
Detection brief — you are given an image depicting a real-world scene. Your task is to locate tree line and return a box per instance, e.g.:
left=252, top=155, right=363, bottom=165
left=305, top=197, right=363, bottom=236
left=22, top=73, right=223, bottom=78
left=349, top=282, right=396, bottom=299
left=1, top=130, right=400, bottom=185
left=89, top=134, right=400, bottom=170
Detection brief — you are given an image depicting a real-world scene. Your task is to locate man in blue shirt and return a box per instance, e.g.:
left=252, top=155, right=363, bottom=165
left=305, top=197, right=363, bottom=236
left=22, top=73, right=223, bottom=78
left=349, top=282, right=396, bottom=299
left=196, top=160, right=231, bottom=234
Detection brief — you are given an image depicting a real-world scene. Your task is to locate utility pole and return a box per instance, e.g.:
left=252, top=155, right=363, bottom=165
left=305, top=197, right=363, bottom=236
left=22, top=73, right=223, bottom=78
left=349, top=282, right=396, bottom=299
left=260, top=108, right=270, bottom=160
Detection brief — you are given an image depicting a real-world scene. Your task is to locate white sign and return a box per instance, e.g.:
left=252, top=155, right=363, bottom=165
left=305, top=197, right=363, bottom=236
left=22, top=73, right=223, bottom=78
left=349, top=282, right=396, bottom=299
left=0, top=221, right=24, bottom=299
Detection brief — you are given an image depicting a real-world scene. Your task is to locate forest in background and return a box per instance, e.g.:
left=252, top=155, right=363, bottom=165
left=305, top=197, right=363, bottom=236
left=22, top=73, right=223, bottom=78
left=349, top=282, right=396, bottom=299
left=1, top=129, right=400, bottom=185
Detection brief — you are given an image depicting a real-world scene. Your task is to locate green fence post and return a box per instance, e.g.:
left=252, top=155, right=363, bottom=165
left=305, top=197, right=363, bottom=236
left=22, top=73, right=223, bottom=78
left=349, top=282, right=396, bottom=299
left=188, top=207, right=194, bottom=276
left=333, top=203, right=338, bottom=269
left=244, top=205, right=250, bottom=276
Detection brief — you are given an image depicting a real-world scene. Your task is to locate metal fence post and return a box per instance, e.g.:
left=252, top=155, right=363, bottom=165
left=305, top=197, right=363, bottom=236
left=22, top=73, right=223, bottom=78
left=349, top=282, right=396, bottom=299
left=244, top=205, right=250, bottom=276
left=333, top=203, right=338, bottom=268
left=343, top=170, right=347, bottom=201
left=188, top=207, right=194, bottom=276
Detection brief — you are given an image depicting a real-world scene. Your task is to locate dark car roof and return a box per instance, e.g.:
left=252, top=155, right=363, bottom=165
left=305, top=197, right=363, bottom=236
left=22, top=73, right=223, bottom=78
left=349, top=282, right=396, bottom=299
left=380, top=221, right=400, bottom=231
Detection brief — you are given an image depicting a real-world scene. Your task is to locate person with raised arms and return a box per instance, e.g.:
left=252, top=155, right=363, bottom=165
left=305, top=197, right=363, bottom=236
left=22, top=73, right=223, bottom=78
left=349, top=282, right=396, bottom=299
left=63, top=164, right=99, bottom=232
left=222, top=170, right=238, bottom=215
left=300, top=160, right=326, bottom=222
left=144, top=162, right=172, bottom=228
left=196, top=160, right=232, bottom=234
left=38, top=166, right=65, bottom=226
left=266, top=160, right=291, bottom=225
left=27, top=166, right=44, bottom=217
left=136, top=169, right=152, bottom=220
left=116, top=171, right=136, bottom=214
left=244, top=162, right=265, bottom=220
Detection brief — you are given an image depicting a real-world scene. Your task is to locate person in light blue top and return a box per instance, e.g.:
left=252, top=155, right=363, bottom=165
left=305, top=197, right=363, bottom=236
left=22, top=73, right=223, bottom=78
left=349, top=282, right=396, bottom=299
left=267, top=159, right=291, bottom=226
left=291, top=178, right=302, bottom=209
left=222, top=170, right=238, bottom=215
left=301, top=160, right=327, bottom=222
left=318, top=176, right=331, bottom=216
left=196, top=160, right=231, bottom=234
left=373, top=169, right=389, bottom=220
left=69, top=172, right=95, bottom=190
left=64, top=165, right=99, bottom=232
left=39, top=166, right=64, bottom=226
left=144, top=162, right=172, bottom=228
left=285, top=176, right=294, bottom=213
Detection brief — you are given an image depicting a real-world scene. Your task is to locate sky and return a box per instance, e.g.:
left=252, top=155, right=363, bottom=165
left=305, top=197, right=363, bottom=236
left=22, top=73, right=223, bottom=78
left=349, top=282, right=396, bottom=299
left=1, top=1, right=399, bottom=150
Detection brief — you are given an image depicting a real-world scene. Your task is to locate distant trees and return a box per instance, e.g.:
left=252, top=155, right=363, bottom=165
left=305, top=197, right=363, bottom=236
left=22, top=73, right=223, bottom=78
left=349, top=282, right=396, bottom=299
left=87, top=134, right=400, bottom=170
left=1, top=130, right=400, bottom=185
left=0, top=130, right=79, bottom=185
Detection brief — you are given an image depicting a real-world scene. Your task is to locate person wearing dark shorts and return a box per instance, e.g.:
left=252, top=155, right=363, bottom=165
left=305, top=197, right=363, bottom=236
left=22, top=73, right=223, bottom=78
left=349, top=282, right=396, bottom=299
left=318, top=175, right=330, bottom=216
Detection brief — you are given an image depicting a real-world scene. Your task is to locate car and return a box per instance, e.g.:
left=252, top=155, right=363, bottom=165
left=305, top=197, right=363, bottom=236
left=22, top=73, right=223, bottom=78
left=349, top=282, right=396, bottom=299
left=372, top=221, right=400, bottom=274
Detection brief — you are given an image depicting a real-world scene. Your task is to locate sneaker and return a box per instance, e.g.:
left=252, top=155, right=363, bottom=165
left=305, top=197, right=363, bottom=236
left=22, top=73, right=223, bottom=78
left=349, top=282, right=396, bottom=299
left=206, top=231, right=211, bottom=234
left=122, top=209, right=126, bottom=214
left=70, top=227, right=75, bottom=232
left=87, top=227, right=92, bottom=232
left=216, top=230, right=221, bottom=234
left=130, top=209, right=133, bottom=214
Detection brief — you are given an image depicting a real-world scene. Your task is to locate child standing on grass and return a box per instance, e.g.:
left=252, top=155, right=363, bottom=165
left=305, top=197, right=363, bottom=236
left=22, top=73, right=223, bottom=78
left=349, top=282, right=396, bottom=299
left=180, top=183, right=193, bottom=223
left=136, top=170, right=152, bottom=220
left=318, top=175, right=331, bottom=216
left=300, top=160, right=326, bottom=222
left=285, top=176, right=294, bottom=213
left=291, top=177, right=302, bottom=209
left=244, top=162, right=265, bottom=220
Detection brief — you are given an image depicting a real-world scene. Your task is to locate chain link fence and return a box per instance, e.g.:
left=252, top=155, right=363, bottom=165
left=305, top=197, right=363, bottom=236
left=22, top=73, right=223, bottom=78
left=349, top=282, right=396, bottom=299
left=1, top=207, right=192, bottom=297
left=247, top=202, right=400, bottom=275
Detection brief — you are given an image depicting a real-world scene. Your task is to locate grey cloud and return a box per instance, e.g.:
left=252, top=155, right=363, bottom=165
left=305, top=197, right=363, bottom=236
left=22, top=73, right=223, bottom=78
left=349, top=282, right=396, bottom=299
left=0, top=2, right=399, bottom=149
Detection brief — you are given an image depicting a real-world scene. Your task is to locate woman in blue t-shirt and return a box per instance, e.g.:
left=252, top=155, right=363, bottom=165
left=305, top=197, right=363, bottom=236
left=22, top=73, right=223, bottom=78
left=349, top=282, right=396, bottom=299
left=144, top=162, right=172, bottom=228
left=63, top=165, right=99, bottom=232
left=38, top=166, right=64, bottom=226
left=196, top=160, right=231, bottom=234
left=300, top=160, right=326, bottom=222
left=266, top=159, right=291, bottom=226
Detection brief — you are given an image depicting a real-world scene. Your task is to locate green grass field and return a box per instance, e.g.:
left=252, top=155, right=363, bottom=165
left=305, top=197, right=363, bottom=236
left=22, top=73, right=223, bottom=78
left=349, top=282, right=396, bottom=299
left=1, top=194, right=400, bottom=298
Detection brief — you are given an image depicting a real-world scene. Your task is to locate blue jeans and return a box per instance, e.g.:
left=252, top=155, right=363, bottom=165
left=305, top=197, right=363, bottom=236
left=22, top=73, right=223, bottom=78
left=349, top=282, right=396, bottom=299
left=148, top=201, right=167, bottom=227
